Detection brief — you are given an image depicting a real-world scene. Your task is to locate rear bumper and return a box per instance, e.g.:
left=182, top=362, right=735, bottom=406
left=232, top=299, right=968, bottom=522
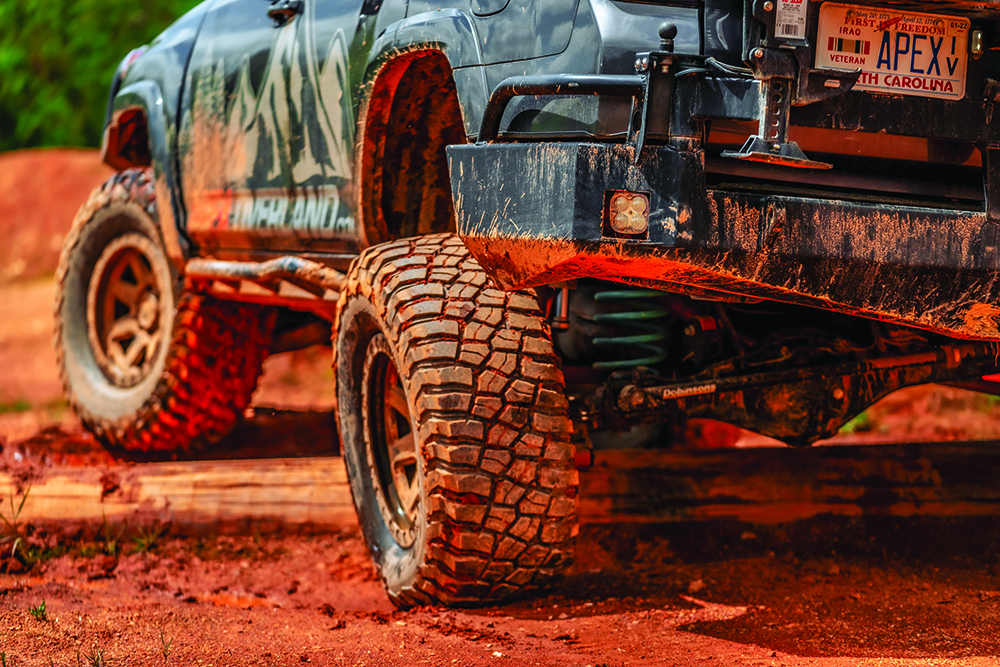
left=447, top=141, right=1000, bottom=340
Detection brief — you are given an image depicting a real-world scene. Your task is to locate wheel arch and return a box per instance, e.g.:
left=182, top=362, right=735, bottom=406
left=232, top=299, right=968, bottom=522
left=103, top=81, right=189, bottom=271
left=375, top=8, right=490, bottom=131
left=355, top=11, right=488, bottom=247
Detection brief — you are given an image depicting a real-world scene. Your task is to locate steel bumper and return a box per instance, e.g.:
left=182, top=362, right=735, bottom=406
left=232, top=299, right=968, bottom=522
left=447, top=141, right=1000, bottom=340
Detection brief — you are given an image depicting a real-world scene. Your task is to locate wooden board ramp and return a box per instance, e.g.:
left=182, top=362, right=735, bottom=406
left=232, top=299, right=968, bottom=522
left=579, top=442, right=1000, bottom=524
left=0, top=457, right=357, bottom=535
left=2, top=440, right=1000, bottom=534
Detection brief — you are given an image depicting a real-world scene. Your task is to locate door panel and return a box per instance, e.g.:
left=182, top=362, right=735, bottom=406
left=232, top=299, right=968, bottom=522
left=471, top=0, right=580, bottom=65
left=180, top=0, right=362, bottom=253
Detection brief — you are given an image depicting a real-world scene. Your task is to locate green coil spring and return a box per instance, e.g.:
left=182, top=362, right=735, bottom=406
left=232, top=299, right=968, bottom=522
left=591, top=288, right=669, bottom=370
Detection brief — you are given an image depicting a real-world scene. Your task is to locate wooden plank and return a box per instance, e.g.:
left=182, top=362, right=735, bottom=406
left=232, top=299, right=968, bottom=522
left=3, top=441, right=1000, bottom=533
left=0, top=457, right=357, bottom=534
left=578, top=442, right=1000, bottom=524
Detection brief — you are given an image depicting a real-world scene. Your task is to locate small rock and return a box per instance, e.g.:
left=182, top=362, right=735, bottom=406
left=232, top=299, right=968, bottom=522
left=557, top=613, right=568, bottom=619
left=827, top=563, right=840, bottom=576
left=740, top=531, right=758, bottom=540
left=849, top=591, right=861, bottom=601
left=688, top=579, right=706, bottom=594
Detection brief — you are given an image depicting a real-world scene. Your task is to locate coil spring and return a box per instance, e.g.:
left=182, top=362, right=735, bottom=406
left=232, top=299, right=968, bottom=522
left=591, top=288, right=669, bottom=370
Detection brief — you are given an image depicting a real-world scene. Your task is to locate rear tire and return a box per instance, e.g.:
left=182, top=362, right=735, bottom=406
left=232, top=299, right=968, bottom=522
left=54, top=169, right=272, bottom=455
left=335, top=234, right=578, bottom=606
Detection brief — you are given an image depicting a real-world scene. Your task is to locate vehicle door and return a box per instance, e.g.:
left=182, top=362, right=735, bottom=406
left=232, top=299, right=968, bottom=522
left=468, top=0, right=580, bottom=65
left=180, top=0, right=302, bottom=253
left=180, top=0, right=374, bottom=255
left=280, top=0, right=373, bottom=248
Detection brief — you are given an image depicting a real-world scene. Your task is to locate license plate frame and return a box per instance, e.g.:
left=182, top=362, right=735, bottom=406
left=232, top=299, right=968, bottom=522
left=815, top=3, right=970, bottom=101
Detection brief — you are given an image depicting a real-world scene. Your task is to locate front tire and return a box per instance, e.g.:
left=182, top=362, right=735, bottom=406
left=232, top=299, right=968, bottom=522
left=54, top=169, right=272, bottom=454
left=335, top=234, right=578, bottom=606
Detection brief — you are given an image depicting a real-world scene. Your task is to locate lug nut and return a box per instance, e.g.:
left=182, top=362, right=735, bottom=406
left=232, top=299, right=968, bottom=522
left=832, top=387, right=845, bottom=400
left=764, top=1, right=774, bottom=11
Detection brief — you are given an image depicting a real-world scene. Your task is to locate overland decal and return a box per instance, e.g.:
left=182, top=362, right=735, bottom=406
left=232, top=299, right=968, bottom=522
left=183, top=0, right=355, bottom=237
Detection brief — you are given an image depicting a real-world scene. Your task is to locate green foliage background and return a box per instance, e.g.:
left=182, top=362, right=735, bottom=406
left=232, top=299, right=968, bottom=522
left=0, top=0, right=201, bottom=151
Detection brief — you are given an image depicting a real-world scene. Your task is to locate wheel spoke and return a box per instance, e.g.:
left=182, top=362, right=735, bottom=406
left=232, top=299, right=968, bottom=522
left=107, top=317, right=139, bottom=343
left=125, top=252, right=154, bottom=291
left=111, top=280, right=142, bottom=309
left=389, top=433, right=417, bottom=472
left=389, top=433, right=420, bottom=515
left=106, top=317, right=152, bottom=373
left=121, top=330, right=151, bottom=367
left=386, top=382, right=409, bottom=419
left=384, top=397, right=400, bottom=444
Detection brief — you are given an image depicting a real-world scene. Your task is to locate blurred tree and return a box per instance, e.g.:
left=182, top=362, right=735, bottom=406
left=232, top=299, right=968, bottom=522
left=0, top=0, right=201, bottom=151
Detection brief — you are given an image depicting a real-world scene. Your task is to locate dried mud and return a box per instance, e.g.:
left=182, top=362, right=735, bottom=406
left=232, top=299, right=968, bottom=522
left=2, top=150, right=1000, bottom=664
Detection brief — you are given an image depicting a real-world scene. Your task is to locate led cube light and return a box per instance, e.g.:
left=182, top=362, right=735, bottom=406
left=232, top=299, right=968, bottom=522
left=607, top=191, right=650, bottom=236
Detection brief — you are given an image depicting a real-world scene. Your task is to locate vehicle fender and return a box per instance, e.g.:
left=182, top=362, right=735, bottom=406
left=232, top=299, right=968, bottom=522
left=365, top=9, right=489, bottom=138
left=106, top=81, right=189, bottom=270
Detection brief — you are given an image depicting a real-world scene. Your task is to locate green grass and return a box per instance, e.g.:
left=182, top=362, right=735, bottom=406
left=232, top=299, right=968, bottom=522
left=0, top=487, right=30, bottom=571
left=838, top=410, right=872, bottom=435
left=83, top=644, right=108, bottom=667
left=42, top=397, right=69, bottom=419
left=978, top=393, right=1000, bottom=411
left=131, top=521, right=166, bottom=554
left=0, top=400, right=31, bottom=415
left=159, top=630, right=173, bottom=665
left=28, top=599, right=46, bottom=622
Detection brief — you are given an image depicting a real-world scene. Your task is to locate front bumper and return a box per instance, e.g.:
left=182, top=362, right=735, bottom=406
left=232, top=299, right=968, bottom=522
left=448, top=141, right=1000, bottom=340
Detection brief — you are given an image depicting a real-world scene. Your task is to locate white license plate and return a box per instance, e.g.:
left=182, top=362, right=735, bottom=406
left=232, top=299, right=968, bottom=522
left=815, top=3, right=970, bottom=100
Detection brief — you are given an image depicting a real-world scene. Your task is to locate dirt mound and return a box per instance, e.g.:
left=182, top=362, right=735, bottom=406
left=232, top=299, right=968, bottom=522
left=0, top=148, right=113, bottom=283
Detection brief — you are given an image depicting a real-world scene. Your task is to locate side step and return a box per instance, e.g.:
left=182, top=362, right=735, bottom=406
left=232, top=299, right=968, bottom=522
left=184, top=256, right=347, bottom=318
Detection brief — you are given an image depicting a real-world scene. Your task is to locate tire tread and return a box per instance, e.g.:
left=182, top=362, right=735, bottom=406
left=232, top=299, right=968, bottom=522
left=337, top=233, right=577, bottom=606
left=54, top=169, right=271, bottom=454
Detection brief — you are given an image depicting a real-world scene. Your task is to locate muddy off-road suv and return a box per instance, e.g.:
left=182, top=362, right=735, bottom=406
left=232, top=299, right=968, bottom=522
left=55, top=0, right=1000, bottom=604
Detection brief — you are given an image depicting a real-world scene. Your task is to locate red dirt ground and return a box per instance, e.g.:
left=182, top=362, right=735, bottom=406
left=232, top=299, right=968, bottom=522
left=2, top=149, right=1000, bottom=665
left=0, top=149, right=113, bottom=285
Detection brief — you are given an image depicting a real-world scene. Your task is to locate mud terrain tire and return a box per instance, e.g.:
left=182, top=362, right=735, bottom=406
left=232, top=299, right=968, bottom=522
left=335, top=234, right=578, bottom=606
left=55, top=169, right=272, bottom=454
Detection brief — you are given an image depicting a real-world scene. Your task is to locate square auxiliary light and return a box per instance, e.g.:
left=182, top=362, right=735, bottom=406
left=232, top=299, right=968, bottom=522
left=604, top=190, right=650, bottom=239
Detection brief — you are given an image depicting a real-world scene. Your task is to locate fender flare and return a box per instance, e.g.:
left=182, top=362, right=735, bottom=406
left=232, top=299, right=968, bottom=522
left=365, top=9, right=490, bottom=138
left=104, top=81, right=189, bottom=270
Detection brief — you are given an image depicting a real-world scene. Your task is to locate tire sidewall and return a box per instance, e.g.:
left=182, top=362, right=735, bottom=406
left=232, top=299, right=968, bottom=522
left=337, top=295, right=427, bottom=599
left=58, top=200, right=177, bottom=423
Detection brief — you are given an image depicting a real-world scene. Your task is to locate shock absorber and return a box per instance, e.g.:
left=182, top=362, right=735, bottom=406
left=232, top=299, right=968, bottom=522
left=591, top=288, right=669, bottom=370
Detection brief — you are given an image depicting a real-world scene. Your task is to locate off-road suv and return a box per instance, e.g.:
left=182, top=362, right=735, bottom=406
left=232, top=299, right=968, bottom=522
left=56, top=0, right=1000, bottom=605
